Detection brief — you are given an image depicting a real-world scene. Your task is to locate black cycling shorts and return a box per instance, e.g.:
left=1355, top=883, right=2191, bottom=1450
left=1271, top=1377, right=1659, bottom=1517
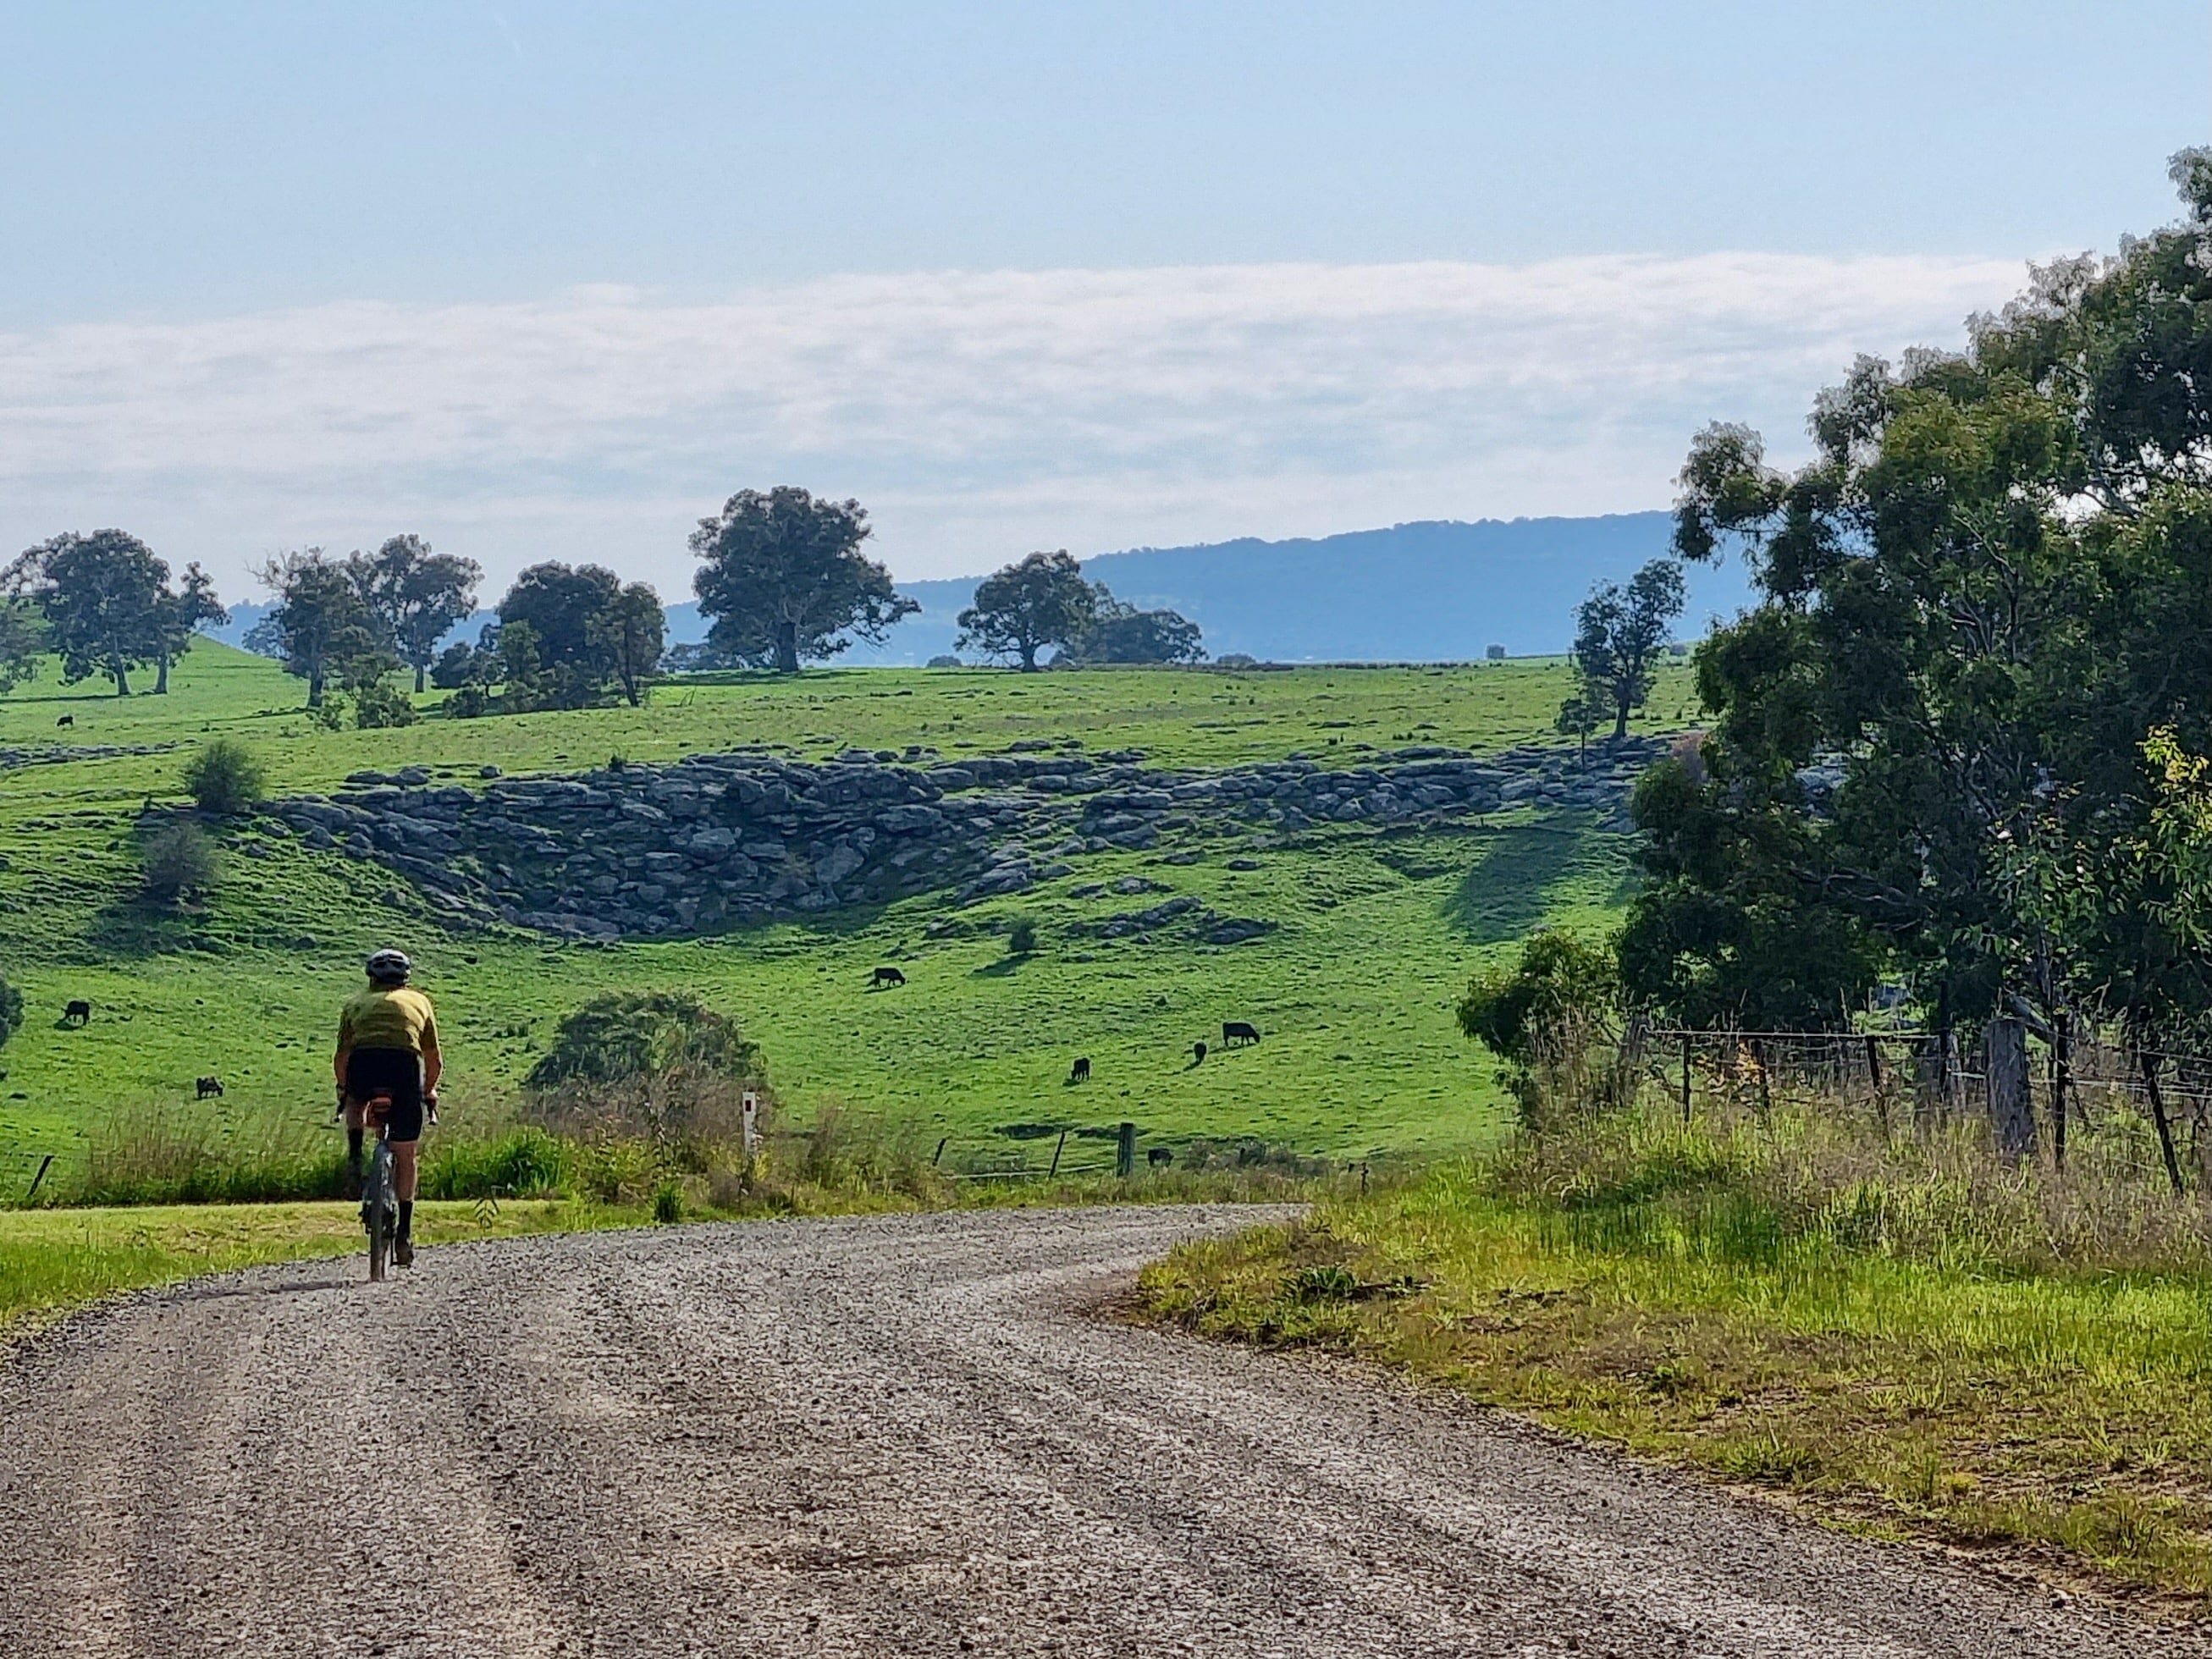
left=346, top=1046, right=425, bottom=1144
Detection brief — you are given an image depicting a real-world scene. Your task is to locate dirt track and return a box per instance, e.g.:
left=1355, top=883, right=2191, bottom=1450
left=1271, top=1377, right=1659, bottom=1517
left=0, top=1206, right=2191, bottom=1656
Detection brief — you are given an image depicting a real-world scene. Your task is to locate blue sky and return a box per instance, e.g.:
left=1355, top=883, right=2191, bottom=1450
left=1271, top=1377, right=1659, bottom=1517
left=0, top=2, right=2204, bottom=591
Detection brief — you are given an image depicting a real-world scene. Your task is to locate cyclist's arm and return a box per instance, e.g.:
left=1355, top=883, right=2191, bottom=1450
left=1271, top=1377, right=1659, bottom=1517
left=334, top=1008, right=354, bottom=1090
left=421, top=1008, right=443, bottom=1094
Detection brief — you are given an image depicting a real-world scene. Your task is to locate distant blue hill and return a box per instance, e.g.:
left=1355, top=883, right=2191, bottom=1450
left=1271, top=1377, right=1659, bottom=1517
left=207, top=513, right=1754, bottom=667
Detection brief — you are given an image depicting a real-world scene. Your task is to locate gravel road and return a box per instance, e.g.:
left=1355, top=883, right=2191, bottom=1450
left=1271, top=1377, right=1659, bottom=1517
left=0, top=1205, right=2191, bottom=1657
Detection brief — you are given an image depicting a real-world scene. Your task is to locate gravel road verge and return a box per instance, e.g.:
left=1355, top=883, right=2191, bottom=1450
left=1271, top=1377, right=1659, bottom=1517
left=0, top=1205, right=2191, bottom=1656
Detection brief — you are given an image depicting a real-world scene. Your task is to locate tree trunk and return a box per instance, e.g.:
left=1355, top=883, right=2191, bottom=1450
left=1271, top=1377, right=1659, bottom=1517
left=113, top=660, right=131, bottom=697
left=1984, top=1017, right=2034, bottom=1160
left=154, top=646, right=170, bottom=695
left=775, top=620, right=800, bottom=675
left=1019, top=642, right=1038, bottom=671
left=414, top=663, right=428, bottom=694
left=1611, top=699, right=1630, bottom=740
left=307, top=662, right=324, bottom=708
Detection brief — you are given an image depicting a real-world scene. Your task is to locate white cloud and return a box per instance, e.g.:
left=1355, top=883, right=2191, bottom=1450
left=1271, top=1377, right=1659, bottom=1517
left=0, top=252, right=2027, bottom=592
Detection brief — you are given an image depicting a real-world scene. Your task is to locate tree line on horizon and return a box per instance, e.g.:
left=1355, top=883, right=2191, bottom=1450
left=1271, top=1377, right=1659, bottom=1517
left=1, top=486, right=1211, bottom=714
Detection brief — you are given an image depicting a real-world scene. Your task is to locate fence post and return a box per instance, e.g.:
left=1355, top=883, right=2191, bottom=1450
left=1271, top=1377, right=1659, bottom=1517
left=1865, top=1034, right=1889, bottom=1139
left=25, top=1153, right=52, bottom=1203
left=932, top=1137, right=948, bottom=1168
left=1115, top=1122, right=1136, bottom=1180
left=2139, top=1050, right=2186, bottom=1197
left=1985, top=1017, right=2034, bottom=1160
left=1748, top=1037, right=1772, bottom=1119
left=1680, top=1033, right=1693, bottom=1125
left=1048, top=1127, right=1068, bottom=1178
left=2050, top=1017, right=2070, bottom=1172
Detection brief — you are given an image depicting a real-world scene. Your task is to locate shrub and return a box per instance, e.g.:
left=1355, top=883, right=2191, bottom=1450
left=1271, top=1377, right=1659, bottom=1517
left=351, top=675, right=417, bottom=729
left=926, top=654, right=963, bottom=669
left=306, top=695, right=348, bottom=731
left=526, top=991, right=766, bottom=1091
left=0, top=973, right=21, bottom=1050
left=444, top=685, right=490, bottom=719
left=1458, top=929, right=1620, bottom=1127
left=141, top=820, right=220, bottom=908
left=417, top=1127, right=571, bottom=1199
left=652, top=1179, right=684, bottom=1224
left=1008, top=918, right=1039, bottom=956
left=180, top=739, right=267, bottom=815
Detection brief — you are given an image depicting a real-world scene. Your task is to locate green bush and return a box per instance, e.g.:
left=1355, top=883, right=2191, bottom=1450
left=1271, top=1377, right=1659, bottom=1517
left=1008, top=918, right=1039, bottom=956
left=444, top=685, right=489, bottom=719
left=180, top=739, right=267, bottom=815
left=141, top=820, right=221, bottom=908
left=0, top=973, right=20, bottom=1051
left=652, top=1179, right=684, bottom=1224
left=351, top=675, right=418, bottom=729
left=526, top=991, right=766, bottom=1089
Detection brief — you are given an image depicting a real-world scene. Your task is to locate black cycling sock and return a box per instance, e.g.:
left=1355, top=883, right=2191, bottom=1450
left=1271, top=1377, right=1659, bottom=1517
left=347, top=1127, right=364, bottom=1166
left=398, top=1201, right=413, bottom=1241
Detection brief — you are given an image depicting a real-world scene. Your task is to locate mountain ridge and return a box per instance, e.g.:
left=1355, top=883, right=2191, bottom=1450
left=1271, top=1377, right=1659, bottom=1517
left=207, top=511, right=1754, bottom=666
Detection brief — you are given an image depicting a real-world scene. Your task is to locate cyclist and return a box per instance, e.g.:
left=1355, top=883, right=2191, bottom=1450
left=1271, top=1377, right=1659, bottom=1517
left=334, top=948, right=441, bottom=1268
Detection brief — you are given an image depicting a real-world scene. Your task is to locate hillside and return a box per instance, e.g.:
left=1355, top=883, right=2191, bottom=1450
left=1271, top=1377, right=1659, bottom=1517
left=0, top=642, right=1692, bottom=1192
left=208, top=513, right=1752, bottom=667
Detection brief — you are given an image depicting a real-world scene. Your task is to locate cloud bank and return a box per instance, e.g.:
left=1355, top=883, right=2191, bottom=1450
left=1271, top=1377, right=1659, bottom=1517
left=0, top=253, right=2027, bottom=591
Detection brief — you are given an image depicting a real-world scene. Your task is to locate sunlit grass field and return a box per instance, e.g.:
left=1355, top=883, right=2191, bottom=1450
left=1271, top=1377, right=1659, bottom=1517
left=0, top=642, right=1685, bottom=1192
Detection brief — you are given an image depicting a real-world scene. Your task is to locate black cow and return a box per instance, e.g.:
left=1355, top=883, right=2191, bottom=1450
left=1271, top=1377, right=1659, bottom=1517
left=1222, top=1021, right=1261, bottom=1046
left=1067, top=1056, right=1091, bottom=1083
left=1147, top=1147, right=1173, bottom=1170
left=1189, top=1040, right=1208, bottom=1066
left=195, top=1076, right=224, bottom=1100
left=55, top=714, right=73, bottom=729
left=871, top=966, right=907, bottom=988
left=62, top=1000, right=91, bottom=1027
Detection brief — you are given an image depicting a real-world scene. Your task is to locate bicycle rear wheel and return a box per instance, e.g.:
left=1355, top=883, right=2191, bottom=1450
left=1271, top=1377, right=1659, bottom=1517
left=364, top=1144, right=395, bottom=1282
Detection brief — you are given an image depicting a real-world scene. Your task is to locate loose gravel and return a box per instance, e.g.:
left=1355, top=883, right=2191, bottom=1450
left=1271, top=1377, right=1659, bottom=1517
left=0, top=1205, right=2191, bottom=1657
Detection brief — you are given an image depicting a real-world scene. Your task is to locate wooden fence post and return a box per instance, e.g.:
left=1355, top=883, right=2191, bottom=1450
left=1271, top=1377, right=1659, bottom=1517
left=2050, top=1017, right=2070, bottom=1171
left=1116, top=1122, right=1136, bottom=1180
left=1048, top=1127, right=1068, bottom=1179
left=1680, top=1033, right=1693, bottom=1125
left=2139, top=1050, right=2186, bottom=1197
left=24, top=1154, right=52, bottom=1203
left=1985, top=1017, right=2035, bottom=1160
left=932, top=1137, right=948, bottom=1168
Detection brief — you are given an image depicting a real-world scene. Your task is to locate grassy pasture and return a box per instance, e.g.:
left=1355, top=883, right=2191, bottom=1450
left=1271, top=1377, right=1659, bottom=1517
left=0, top=644, right=1678, bottom=1192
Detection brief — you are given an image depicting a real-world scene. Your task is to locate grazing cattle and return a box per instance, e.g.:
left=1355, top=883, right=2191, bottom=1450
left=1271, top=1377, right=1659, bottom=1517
left=1190, top=1040, right=1208, bottom=1066
left=1147, top=1147, right=1173, bottom=1170
left=62, top=1000, right=91, bottom=1027
left=871, top=966, right=907, bottom=988
left=55, top=714, right=73, bottom=729
left=1067, top=1056, right=1091, bottom=1083
left=1222, top=1021, right=1261, bottom=1046
left=195, top=1076, right=224, bottom=1100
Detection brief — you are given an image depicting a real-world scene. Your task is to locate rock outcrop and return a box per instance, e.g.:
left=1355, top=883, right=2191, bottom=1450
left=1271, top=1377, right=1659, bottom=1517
left=266, top=739, right=1662, bottom=940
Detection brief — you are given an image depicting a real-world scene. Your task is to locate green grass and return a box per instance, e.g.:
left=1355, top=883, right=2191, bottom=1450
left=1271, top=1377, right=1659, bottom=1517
left=0, top=1198, right=633, bottom=1332
left=1140, top=1107, right=2212, bottom=1605
left=0, top=646, right=1688, bottom=1191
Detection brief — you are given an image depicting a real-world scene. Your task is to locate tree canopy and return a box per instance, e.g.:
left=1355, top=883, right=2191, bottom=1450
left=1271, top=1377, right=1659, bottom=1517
left=1624, top=152, right=2212, bottom=1047
left=1565, top=559, right=1685, bottom=741
left=355, top=535, right=482, bottom=692
left=690, top=487, right=918, bottom=673
left=4, top=530, right=201, bottom=697
left=494, top=562, right=665, bottom=709
left=1063, top=588, right=1206, bottom=664
left=251, top=550, right=389, bottom=708
left=957, top=551, right=1096, bottom=670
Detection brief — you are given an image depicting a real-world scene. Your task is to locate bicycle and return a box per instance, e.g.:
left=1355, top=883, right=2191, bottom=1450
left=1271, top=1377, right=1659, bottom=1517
left=358, top=1090, right=400, bottom=1282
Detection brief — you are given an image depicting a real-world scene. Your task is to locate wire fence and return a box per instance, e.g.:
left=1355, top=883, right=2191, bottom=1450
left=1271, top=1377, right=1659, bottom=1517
left=1623, top=1022, right=2212, bottom=1196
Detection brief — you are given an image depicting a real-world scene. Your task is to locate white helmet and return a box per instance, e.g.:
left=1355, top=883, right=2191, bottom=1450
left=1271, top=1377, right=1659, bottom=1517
left=365, top=948, right=412, bottom=984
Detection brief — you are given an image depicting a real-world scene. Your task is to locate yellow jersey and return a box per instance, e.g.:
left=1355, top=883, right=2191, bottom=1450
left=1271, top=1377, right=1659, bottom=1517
left=338, top=986, right=439, bottom=1058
